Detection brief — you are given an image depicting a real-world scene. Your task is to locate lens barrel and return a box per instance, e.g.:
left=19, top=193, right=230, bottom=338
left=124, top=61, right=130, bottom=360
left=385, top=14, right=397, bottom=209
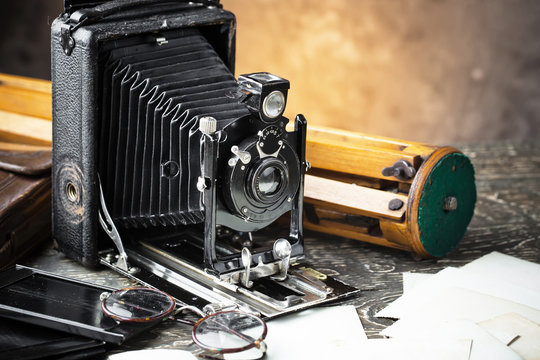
left=221, top=131, right=301, bottom=230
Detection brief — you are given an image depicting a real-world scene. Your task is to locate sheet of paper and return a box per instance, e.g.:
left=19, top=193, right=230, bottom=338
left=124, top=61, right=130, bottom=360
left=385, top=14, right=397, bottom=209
left=477, top=313, right=520, bottom=345
left=381, top=287, right=540, bottom=337
left=260, top=305, right=367, bottom=360
left=355, top=338, right=471, bottom=360
left=376, top=267, right=459, bottom=318
left=108, top=349, right=197, bottom=360
left=479, top=313, right=540, bottom=360
left=377, top=252, right=540, bottom=319
left=460, top=252, right=540, bottom=294
left=402, top=272, right=433, bottom=294
left=383, top=319, right=521, bottom=360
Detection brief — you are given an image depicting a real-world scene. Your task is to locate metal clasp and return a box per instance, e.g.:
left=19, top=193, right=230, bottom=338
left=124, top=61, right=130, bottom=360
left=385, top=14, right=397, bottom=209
left=98, top=176, right=129, bottom=271
left=60, top=22, right=75, bottom=56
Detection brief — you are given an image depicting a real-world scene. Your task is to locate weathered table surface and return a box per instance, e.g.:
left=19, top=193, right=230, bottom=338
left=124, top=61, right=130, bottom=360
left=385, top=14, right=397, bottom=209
left=22, top=141, right=540, bottom=355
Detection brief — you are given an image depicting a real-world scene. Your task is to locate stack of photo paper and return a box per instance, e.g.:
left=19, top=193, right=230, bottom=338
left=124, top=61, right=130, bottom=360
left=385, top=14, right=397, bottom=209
left=374, top=252, right=540, bottom=360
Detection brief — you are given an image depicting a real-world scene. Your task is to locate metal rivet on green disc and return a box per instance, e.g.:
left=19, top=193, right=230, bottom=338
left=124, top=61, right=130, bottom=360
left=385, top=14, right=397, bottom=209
left=443, top=196, right=458, bottom=211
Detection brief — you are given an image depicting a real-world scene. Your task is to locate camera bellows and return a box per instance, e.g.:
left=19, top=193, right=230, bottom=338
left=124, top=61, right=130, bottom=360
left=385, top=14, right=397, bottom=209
left=99, top=30, right=250, bottom=228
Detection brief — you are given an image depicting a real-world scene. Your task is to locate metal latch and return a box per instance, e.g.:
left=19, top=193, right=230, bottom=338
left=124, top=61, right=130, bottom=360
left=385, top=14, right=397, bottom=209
left=382, top=160, right=416, bottom=181
left=60, top=22, right=76, bottom=56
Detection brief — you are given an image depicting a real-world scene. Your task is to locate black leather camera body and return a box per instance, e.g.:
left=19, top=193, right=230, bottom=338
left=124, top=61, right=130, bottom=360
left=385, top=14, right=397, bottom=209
left=52, top=0, right=356, bottom=317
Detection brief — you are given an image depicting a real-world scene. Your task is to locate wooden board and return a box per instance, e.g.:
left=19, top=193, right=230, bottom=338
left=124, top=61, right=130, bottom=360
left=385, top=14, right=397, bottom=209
left=0, top=141, right=50, bottom=152
left=0, top=73, right=52, bottom=120
left=306, top=125, right=438, bottom=183
left=304, top=174, right=407, bottom=221
left=0, top=73, right=52, bottom=146
left=0, top=110, right=52, bottom=145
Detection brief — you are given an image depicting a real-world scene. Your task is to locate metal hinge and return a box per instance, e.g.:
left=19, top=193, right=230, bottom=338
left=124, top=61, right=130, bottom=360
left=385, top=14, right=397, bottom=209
left=60, top=22, right=76, bottom=56
left=59, top=13, right=88, bottom=56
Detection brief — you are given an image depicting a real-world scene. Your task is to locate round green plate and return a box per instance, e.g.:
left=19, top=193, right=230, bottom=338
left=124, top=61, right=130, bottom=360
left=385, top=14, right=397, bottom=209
left=418, top=153, right=476, bottom=257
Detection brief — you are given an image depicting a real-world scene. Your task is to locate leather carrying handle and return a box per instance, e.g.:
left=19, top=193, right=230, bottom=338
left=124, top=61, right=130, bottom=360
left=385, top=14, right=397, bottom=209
left=70, top=0, right=219, bottom=25
left=0, top=149, right=52, bottom=176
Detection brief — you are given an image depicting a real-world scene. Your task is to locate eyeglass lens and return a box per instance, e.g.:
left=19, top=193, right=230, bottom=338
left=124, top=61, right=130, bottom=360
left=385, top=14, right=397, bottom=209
left=193, top=311, right=266, bottom=352
left=102, top=287, right=175, bottom=322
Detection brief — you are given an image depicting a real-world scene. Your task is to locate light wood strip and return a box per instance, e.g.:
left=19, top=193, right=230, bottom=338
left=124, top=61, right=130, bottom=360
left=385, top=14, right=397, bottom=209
left=308, top=125, right=416, bottom=150
left=0, top=73, right=52, bottom=93
left=0, top=110, right=52, bottom=145
left=306, top=140, right=420, bottom=183
left=304, top=174, right=408, bottom=221
left=0, top=73, right=52, bottom=120
left=0, top=141, right=51, bottom=151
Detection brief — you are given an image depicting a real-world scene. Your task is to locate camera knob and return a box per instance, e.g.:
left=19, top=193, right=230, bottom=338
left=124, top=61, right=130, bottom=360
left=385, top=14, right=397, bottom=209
left=199, top=116, right=217, bottom=135
left=272, top=238, right=292, bottom=281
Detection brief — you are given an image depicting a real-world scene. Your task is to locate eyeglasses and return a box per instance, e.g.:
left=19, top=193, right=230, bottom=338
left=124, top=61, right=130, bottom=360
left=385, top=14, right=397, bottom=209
left=100, top=287, right=267, bottom=359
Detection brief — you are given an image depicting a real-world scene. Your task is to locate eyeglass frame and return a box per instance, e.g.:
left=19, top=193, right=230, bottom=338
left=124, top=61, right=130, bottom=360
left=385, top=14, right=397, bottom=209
left=100, top=287, right=268, bottom=357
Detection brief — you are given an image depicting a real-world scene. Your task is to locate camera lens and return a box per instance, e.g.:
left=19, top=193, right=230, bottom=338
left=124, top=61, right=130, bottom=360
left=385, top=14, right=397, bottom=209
left=249, top=158, right=289, bottom=205
left=258, top=166, right=281, bottom=195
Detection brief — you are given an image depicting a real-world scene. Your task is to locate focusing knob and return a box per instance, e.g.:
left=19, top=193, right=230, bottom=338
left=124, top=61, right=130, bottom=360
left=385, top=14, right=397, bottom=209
left=199, top=116, right=217, bottom=135
left=257, top=125, right=284, bottom=157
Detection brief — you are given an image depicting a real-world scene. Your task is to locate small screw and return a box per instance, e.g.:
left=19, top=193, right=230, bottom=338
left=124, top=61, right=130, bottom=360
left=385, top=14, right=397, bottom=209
left=388, top=198, right=404, bottom=211
left=259, top=142, right=264, bottom=147
left=197, top=177, right=208, bottom=192
left=242, top=207, right=248, bottom=213
left=99, top=292, right=111, bottom=301
left=287, top=197, right=292, bottom=202
left=443, top=196, right=458, bottom=211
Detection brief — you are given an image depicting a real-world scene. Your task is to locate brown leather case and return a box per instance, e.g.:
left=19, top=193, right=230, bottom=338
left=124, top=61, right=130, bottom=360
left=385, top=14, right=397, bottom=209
left=0, top=148, right=52, bottom=269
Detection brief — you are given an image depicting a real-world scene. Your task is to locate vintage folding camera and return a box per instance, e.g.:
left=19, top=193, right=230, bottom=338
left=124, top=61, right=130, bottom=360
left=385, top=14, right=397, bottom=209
left=51, top=0, right=357, bottom=318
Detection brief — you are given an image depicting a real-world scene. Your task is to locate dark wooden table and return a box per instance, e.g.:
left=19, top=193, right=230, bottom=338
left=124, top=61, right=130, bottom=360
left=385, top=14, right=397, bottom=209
left=22, top=141, right=540, bottom=355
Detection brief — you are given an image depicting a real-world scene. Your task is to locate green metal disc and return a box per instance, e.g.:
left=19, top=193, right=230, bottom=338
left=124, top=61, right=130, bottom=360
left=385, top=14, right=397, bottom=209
left=417, top=153, right=476, bottom=257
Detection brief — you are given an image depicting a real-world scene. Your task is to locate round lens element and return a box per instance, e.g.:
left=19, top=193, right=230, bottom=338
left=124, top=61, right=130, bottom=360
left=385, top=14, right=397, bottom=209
left=192, top=311, right=267, bottom=354
left=248, top=158, right=289, bottom=205
left=262, top=91, right=285, bottom=119
left=101, top=287, right=175, bottom=322
left=258, top=166, right=282, bottom=195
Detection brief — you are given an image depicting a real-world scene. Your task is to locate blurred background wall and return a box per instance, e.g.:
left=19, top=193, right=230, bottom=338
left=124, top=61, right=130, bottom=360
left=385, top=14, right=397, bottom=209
left=1, top=0, right=539, bottom=144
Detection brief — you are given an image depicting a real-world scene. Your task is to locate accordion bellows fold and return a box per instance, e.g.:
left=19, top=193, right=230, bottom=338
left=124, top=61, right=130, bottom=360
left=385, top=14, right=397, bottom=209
left=98, top=29, right=250, bottom=228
